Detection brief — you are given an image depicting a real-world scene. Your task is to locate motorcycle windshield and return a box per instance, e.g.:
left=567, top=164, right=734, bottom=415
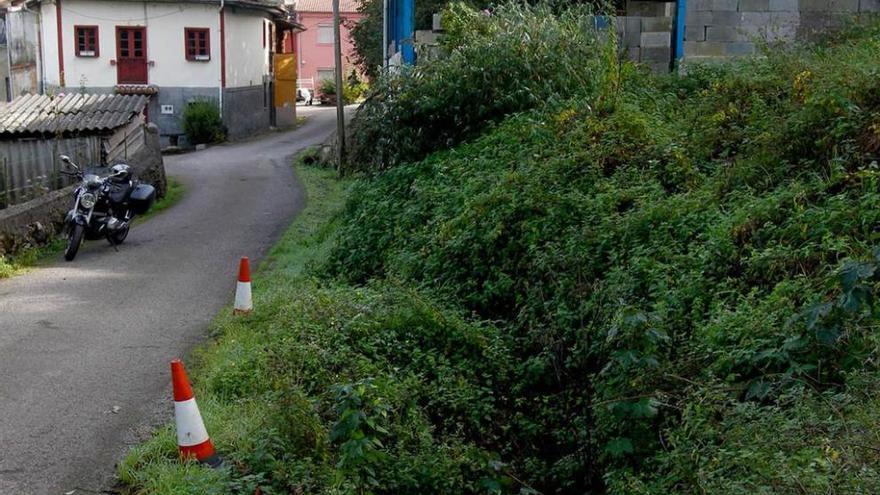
left=83, top=174, right=102, bottom=189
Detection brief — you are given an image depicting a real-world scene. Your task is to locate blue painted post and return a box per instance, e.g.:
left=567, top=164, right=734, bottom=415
left=399, top=0, right=415, bottom=64
left=674, top=0, right=687, bottom=68
left=389, top=0, right=398, bottom=53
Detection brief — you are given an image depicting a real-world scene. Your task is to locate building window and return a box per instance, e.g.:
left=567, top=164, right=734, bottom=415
left=185, top=28, right=211, bottom=61
left=316, top=24, right=333, bottom=44
left=75, top=26, right=99, bottom=57
left=316, top=68, right=335, bottom=81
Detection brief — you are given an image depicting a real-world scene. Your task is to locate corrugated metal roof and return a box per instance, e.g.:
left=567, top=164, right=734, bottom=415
left=0, top=93, right=148, bottom=137
left=295, top=0, right=361, bottom=13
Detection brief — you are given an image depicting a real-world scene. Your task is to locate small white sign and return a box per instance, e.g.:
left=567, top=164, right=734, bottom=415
left=161, top=105, right=174, bottom=115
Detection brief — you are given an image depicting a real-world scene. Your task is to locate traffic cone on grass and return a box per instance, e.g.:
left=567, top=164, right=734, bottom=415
left=233, top=256, right=253, bottom=315
left=171, top=359, right=222, bottom=467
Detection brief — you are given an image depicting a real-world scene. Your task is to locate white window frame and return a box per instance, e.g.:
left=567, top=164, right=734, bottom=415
left=316, top=68, right=336, bottom=81
left=316, top=24, right=334, bottom=44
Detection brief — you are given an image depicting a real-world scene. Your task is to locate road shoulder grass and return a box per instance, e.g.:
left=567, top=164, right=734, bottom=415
left=117, top=155, right=510, bottom=494
left=116, top=159, right=352, bottom=493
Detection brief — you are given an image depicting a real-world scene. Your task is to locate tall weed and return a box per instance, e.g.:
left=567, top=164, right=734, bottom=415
left=328, top=21, right=880, bottom=492
left=346, top=2, right=611, bottom=172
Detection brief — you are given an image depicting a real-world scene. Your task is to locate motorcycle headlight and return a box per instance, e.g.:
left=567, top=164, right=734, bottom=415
left=80, top=192, right=97, bottom=209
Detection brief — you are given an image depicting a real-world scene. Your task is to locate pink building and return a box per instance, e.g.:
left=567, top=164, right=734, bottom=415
left=289, top=0, right=363, bottom=91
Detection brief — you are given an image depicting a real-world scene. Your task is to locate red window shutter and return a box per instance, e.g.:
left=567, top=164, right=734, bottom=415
left=184, top=28, right=211, bottom=61
left=74, top=26, right=99, bottom=57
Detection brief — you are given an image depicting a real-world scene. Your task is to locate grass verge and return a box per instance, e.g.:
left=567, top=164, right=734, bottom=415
left=117, top=159, right=354, bottom=493
left=119, top=156, right=512, bottom=494
left=136, top=177, right=186, bottom=223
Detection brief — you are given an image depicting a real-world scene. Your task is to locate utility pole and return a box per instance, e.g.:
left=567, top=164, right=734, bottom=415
left=332, top=0, right=345, bottom=176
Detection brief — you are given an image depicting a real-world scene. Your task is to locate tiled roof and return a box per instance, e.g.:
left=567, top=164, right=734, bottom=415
left=20, top=0, right=287, bottom=16
left=295, top=0, right=361, bottom=13
left=0, top=93, right=148, bottom=137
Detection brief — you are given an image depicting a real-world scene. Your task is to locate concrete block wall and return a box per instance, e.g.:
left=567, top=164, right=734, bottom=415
left=614, top=10, right=675, bottom=72
left=683, top=0, right=880, bottom=61
left=222, top=85, right=272, bottom=141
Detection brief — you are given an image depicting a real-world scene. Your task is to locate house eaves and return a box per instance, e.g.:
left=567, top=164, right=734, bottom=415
left=17, top=0, right=289, bottom=17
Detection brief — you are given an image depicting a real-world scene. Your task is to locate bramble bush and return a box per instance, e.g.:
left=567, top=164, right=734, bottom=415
left=120, top=11, right=880, bottom=495
left=346, top=2, right=613, bottom=172
left=181, top=100, right=225, bottom=145
left=326, top=19, right=880, bottom=493
left=319, top=74, right=368, bottom=105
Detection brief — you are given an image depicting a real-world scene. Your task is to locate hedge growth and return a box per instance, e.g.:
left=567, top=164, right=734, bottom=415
left=327, top=19, right=880, bottom=493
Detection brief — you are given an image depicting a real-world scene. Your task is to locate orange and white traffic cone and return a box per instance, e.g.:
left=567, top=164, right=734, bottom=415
left=171, top=359, right=222, bottom=467
left=233, top=256, right=253, bottom=315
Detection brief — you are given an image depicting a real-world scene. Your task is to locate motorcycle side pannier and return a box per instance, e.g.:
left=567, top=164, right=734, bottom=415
left=130, top=184, right=156, bottom=215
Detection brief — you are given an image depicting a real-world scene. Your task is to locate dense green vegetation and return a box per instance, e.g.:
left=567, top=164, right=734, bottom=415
left=121, top=7, right=880, bottom=495
left=347, top=3, right=610, bottom=172
left=349, top=0, right=470, bottom=80
left=182, top=100, right=226, bottom=145
left=330, top=18, right=880, bottom=493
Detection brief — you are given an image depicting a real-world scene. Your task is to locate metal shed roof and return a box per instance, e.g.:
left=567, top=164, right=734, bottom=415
left=0, top=93, right=148, bottom=137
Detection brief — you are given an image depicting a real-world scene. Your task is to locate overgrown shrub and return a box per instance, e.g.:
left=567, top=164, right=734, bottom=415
left=121, top=12, right=880, bottom=495
left=318, top=77, right=366, bottom=104
left=346, top=2, right=611, bottom=173
left=327, top=20, right=880, bottom=493
left=182, top=100, right=225, bottom=145
left=348, top=0, right=481, bottom=80
left=348, top=0, right=385, bottom=81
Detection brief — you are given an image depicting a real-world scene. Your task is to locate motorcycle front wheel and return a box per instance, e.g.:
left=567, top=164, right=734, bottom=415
left=64, top=224, right=85, bottom=261
left=110, top=224, right=130, bottom=245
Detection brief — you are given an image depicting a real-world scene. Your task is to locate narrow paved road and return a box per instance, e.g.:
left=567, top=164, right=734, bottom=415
left=0, top=106, right=339, bottom=494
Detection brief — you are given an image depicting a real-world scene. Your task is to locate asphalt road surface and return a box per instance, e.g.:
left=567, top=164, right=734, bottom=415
left=0, top=106, right=340, bottom=494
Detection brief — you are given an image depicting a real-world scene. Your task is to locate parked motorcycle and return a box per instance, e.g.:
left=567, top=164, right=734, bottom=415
left=59, top=155, right=156, bottom=261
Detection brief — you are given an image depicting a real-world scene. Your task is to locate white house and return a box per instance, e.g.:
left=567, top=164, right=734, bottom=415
left=5, top=0, right=298, bottom=143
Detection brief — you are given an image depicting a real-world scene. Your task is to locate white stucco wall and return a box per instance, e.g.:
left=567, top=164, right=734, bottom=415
left=40, top=0, right=270, bottom=90
left=223, top=9, right=271, bottom=88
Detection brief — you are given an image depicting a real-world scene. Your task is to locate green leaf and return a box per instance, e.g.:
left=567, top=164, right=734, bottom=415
left=746, top=379, right=771, bottom=400
left=606, top=437, right=634, bottom=457
left=839, top=261, right=875, bottom=293
left=630, top=398, right=659, bottom=418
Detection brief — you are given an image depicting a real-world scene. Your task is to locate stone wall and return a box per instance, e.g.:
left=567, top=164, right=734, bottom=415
left=0, top=123, right=166, bottom=256
left=223, top=84, right=272, bottom=140
left=0, top=185, right=73, bottom=255
left=128, top=123, right=168, bottom=199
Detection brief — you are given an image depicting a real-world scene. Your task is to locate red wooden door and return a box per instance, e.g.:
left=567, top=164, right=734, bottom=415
left=116, top=27, right=147, bottom=84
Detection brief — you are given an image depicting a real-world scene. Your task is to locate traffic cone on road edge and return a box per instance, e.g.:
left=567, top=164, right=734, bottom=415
left=171, top=359, right=222, bottom=468
left=233, top=256, right=253, bottom=315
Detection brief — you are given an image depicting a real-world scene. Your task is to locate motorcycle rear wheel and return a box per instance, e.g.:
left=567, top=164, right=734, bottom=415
left=64, top=224, right=85, bottom=261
